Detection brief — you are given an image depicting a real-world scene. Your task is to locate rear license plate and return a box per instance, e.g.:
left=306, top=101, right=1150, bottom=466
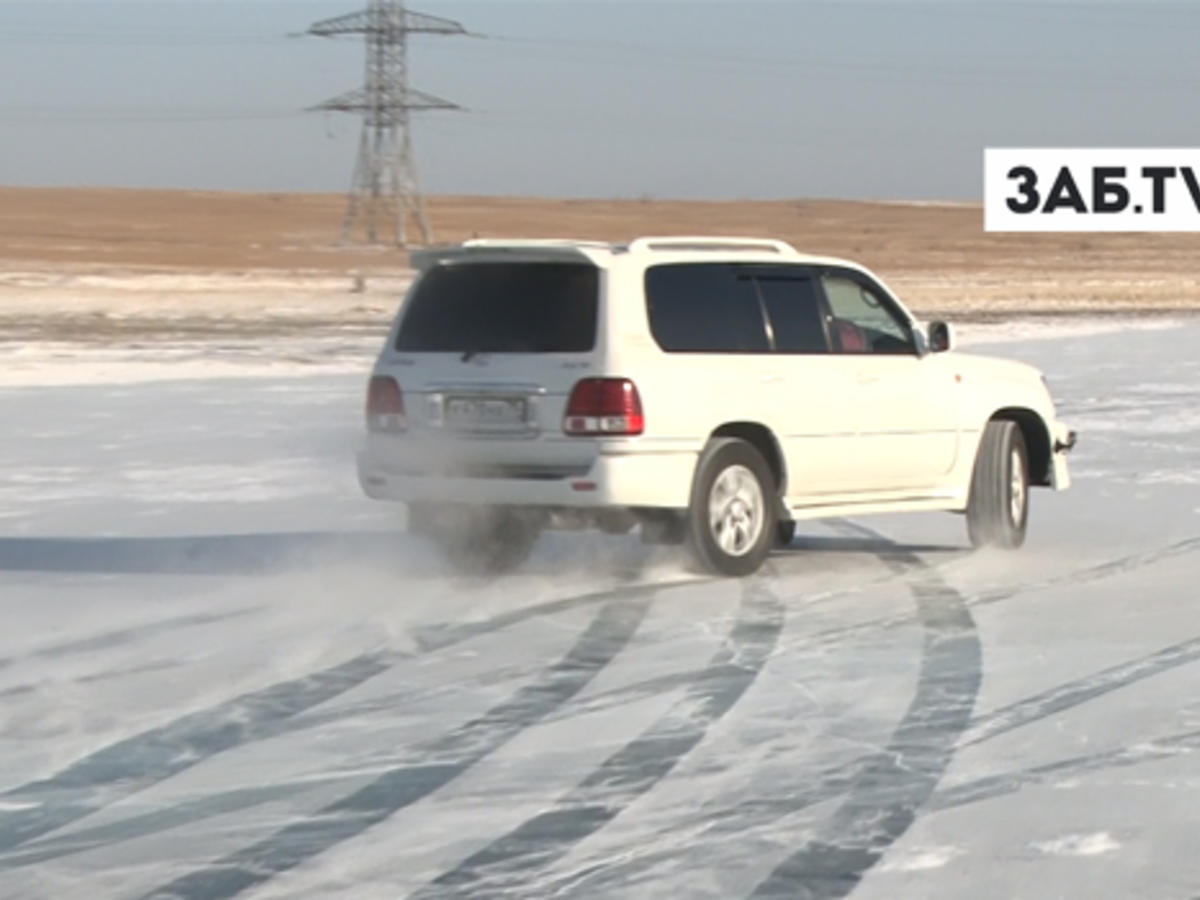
left=445, top=396, right=527, bottom=428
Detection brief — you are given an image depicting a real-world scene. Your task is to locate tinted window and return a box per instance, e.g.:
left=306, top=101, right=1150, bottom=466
left=395, top=263, right=598, bottom=353
left=756, top=274, right=828, bottom=353
left=644, top=264, right=769, bottom=353
left=822, top=275, right=914, bottom=354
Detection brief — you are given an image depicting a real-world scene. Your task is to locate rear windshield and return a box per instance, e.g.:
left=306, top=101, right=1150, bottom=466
left=394, top=262, right=598, bottom=353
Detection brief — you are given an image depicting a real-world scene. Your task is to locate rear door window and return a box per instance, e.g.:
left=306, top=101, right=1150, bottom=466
left=754, top=272, right=828, bottom=354
left=644, top=264, right=770, bottom=353
left=644, top=263, right=828, bottom=354
left=395, top=262, right=598, bottom=353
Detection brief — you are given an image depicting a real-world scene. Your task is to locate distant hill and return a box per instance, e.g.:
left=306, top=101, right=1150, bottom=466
left=0, top=187, right=1196, bottom=315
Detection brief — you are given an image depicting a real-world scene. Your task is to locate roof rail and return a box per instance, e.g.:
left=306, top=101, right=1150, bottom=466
left=627, top=236, right=796, bottom=255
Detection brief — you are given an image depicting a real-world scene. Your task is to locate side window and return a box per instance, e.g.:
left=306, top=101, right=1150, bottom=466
left=821, top=275, right=914, bottom=355
left=645, top=264, right=769, bottom=353
left=755, top=273, right=829, bottom=354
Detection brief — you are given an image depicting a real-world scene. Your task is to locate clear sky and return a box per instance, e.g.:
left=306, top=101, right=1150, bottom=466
left=1, top=1, right=1198, bottom=201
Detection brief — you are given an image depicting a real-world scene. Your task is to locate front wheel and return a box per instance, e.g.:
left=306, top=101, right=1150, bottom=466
left=967, top=419, right=1029, bottom=549
left=685, top=438, right=777, bottom=576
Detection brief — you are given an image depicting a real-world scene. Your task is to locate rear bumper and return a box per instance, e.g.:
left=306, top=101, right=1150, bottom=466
left=357, top=446, right=697, bottom=509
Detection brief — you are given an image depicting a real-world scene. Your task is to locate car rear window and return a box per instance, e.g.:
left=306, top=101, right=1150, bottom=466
left=394, top=262, right=598, bottom=353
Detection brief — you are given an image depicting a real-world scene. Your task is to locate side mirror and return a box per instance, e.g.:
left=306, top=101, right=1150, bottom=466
left=928, top=320, right=955, bottom=353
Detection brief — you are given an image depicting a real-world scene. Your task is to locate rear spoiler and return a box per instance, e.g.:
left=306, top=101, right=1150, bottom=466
left=410, top=241, right=602, bottom=271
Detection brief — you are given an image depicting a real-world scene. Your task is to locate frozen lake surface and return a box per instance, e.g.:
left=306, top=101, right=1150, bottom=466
left=1, top=319, right=1199, bottom=899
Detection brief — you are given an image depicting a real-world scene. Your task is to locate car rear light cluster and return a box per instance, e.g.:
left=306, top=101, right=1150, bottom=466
left=366, top=375, right=406, bottom=433
left=563, top=377, right=644, bottom=436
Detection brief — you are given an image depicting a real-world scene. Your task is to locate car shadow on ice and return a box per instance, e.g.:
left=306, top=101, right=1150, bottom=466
left=0, top=531, right=434, bottom=577
left=0, top=528, right=962, bottom=579
left=0, top=532, right=658, bottom=579
left=780, top=534, right=962, bottom=556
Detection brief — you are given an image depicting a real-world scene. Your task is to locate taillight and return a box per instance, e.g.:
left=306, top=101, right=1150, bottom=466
left=564, top=378, right=644, bottom=436
left=366, top=375, right=406, bottom=433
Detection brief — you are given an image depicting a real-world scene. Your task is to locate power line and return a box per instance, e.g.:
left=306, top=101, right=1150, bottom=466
left=0, top=108, right=307, bottom=124
left=446, top=32, right=1193, bottom=94
left=0, top=31, right=293, bottom=46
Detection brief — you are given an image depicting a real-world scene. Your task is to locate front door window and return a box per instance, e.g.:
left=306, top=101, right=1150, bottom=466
left=821, top=275, right=915, bottom=355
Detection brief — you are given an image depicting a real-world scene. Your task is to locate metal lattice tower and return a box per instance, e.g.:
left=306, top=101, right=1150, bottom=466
left=308, top=0, right=465, bottom=246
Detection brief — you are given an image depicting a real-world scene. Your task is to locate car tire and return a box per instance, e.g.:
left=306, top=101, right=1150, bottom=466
left=686, top=438, right=777, bottom=576
left=422, top=506, right=541, bottom=574
left=966, top=419, right=1029, bottom=549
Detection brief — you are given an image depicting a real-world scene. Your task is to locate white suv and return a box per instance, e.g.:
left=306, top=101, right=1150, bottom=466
left=358, top=236, right=1075, bottom=576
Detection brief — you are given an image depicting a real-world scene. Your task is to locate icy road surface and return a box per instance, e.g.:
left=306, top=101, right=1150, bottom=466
left=1, top=320, right=1199, bottom=899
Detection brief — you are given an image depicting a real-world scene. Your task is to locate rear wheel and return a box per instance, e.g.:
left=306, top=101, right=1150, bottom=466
left=686, top=438, right=777, bottom=576
left=414, top=505, right=542, bottom=574
left=967, top=419, right=1029, bottom=549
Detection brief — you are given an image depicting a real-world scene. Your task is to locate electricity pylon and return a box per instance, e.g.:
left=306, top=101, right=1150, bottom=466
left=308, top=0, right=465, bottom=246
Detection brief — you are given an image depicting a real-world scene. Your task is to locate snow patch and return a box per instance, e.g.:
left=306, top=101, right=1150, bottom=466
left=879, top=845, right=963, bottom=872
left=955, top=316, right=1183, bottom=348
left=0, top=339, right=378, bottom=386
left=876, top=199, right=979, bottom=209
left=0, top=799, right=41, bottom=812
left=1032, top=832, right=1121, bottom=857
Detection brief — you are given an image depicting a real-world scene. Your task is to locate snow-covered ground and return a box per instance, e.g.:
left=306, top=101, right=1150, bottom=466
left=1, top=318, right=1199, bottom=899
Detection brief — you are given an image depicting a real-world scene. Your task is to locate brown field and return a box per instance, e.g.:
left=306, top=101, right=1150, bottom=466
left=2, top=186, right=1200, bottom=317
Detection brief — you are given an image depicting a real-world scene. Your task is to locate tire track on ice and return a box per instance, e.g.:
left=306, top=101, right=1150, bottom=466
left=0, top=608, right=258, bottom=673
left=747, top=520, right=981, bottom=899
left=542, top=522, right=980, bottom=899
left=961, top=633, right=1200, bottom=748
left=0, top=579, right=690, bottom=856
left=916, top=638, right=1200, bottom=812
left=138, top=595, right=652, bottom=900
left=933, top=726, right=1200, bottom=813
left=0, top=654, right=393, bottom=856
left=535, top=533, right=1198, bottom=897
left=0, top=781, right=345, bottom=871
left=793, top=532, right=1200, bottom=657
left=741, top=533, right=1200, bottom=893
left=411, top=576, right=784, bottom=899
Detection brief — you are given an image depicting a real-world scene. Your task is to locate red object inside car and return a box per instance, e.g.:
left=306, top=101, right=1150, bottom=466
left=834, top=319, right=867, bottom=352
